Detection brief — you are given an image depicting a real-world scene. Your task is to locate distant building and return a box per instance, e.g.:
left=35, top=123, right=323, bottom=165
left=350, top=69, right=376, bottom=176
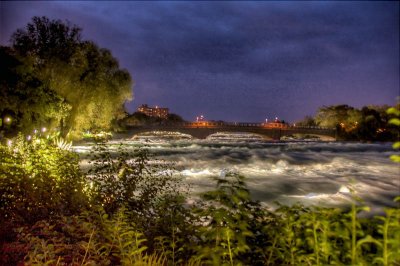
left=137, top=104, right=169, bottom=119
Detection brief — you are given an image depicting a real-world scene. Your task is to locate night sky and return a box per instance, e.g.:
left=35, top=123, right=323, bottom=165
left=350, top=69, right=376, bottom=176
left=1, top=1, right=399, bottom=123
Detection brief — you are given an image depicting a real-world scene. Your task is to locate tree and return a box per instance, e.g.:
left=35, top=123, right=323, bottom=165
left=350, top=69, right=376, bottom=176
left=9, top=16, right=133, bottom=138
left=357, top=106, right=385, bottom=140
left=295, top=116, right=316, bottom=127
left=167, top=113, right=185, bottom=123
left=0, top=46, right=70, bottom=135
left=314, top=105, right=357, bottom=129
left=311, top=104, right=396, bottom=141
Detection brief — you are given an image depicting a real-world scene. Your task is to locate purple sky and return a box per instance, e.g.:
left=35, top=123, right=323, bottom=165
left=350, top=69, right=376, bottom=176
left=1, top=1, right=399, bottom=122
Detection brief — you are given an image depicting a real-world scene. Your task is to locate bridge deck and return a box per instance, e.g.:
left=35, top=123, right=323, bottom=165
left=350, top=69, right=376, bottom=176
left=126, top=122, right=336, bottom=140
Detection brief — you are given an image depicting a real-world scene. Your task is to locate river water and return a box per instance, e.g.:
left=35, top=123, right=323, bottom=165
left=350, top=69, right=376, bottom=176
left=75, top=132, right=399, bottom=213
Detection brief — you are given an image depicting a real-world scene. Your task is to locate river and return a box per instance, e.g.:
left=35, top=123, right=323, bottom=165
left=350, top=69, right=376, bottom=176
left=74, top=132, right=400, bottom=214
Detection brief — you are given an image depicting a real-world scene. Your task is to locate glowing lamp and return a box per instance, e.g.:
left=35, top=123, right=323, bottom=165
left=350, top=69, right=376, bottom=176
left=2, top=116, right=12, bottom=126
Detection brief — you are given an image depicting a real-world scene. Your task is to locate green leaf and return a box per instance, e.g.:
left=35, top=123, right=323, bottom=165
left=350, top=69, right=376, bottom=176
left=387, top=107, right=400, bottom=116
left=390, top=154, right=400, bottom=163
left=388, top=118, right=400, bottom=126
left=393, top=142, right=400, bottom=149
left=356, top=235, right=382, bottom=248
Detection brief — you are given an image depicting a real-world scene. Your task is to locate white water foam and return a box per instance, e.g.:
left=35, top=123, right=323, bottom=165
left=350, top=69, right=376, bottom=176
left=74, top=132, right=400, bottom=211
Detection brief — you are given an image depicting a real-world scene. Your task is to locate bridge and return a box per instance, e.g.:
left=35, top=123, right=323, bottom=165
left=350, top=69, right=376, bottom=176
left=126, top=122, right=337, bottom=140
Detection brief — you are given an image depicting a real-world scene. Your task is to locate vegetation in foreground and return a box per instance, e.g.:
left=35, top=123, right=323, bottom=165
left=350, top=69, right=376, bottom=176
left=0, top=132, right=399, bottom=266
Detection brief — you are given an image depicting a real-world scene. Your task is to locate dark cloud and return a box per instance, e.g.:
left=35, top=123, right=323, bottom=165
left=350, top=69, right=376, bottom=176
left=1, top=1, right=398, bottom=122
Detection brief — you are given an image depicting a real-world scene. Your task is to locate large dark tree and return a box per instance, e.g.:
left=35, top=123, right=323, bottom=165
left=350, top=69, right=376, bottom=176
left=314, top=105, right=360, bottom=129
left=4, top=16, right=133, bottom=138
left=0, top=46, right=70, bottom=135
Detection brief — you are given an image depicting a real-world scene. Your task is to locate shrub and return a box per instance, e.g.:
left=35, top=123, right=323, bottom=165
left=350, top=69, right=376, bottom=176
left=0, top=134, right=88, bottom=225
left=87, top=142, right=194, bottom=254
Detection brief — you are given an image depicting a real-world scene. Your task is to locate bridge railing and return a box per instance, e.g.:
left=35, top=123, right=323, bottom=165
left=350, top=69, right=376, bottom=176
left=133, top=121, right=334, bottom=131
left=178, top=122, right=333, bottom=131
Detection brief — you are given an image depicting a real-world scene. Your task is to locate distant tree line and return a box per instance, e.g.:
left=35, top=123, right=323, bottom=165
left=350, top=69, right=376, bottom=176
left=0, top=16, right=133, bottom=139
left=296, top=104, right=399, bottom=141
left=121, top=112, right=185, bottom=127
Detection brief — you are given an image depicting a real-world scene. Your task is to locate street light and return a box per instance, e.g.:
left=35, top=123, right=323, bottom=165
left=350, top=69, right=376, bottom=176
left=1, top=116, right=12, bottom=127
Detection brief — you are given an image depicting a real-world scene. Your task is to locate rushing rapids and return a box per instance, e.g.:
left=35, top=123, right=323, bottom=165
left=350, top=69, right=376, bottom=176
left=75, top=132, right=399, bottom=213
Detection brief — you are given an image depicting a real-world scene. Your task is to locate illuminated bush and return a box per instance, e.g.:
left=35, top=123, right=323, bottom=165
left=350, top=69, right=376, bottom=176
left=0, top=134, right=89, bottom=224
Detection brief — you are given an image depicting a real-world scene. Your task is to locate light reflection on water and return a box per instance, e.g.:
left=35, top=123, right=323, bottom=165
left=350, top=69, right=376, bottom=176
left=74, top=132, right=400, bottom=212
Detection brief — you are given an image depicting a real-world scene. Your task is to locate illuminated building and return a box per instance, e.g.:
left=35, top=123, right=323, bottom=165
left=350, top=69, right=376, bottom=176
left=137, top=104, right=169, bottom=119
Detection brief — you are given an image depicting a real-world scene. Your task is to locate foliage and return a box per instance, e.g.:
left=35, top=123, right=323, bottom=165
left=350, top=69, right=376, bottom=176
left=387, top=104, right=400, bottom=162
left=0, top=134, right=88, bottom=225
left=1, top=16, right=133, bottom=139
left=122, top=112, right=186, bottom=127
left=0, top=47, right=71, bottom=136
left=87, top=142, right=183, bottom=212
left=315, top=104, right=357, bottom=129
left=295, top=115, right=317, bottom=127
left=167, top=113, right=185, bottom=123
left=313, top=104, right=397, bottom=141
left=193, top=172, right=261, bottom=265
left=11, top=209, right=166, bottom=265
left=86, top=141, right=195, bottom=256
